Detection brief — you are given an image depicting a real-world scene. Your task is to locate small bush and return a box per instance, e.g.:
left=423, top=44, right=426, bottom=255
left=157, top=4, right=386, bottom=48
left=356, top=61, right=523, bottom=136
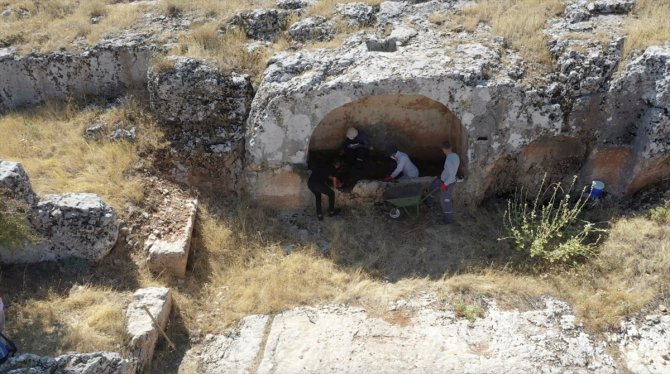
left=650, top=201, right=670, bottom=223
left=454, top=299, right=485, bottom=322
left=500, top=176, right=603, bottom=263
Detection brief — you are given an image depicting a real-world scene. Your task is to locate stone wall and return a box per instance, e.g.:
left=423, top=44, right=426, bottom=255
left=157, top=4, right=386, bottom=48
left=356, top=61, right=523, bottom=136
left=0, top=41, right=153, bottom=111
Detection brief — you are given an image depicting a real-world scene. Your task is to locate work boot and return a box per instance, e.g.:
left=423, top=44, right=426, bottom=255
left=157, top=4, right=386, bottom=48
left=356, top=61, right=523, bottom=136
left=317, top=214, right=324, bottom=221
left=329, top=208, right=341, bottom=217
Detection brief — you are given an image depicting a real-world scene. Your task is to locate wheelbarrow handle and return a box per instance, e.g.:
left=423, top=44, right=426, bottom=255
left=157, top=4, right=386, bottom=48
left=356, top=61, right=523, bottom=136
left=420, top=186, right=441, bottom=203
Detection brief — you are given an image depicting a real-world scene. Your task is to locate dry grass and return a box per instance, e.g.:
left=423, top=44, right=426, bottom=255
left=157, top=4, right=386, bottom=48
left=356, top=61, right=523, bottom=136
left=169, top=23, right=275, bottom=80
left=622, top=0, right=670, bottom=61
left=550, top=216, right=670, bottom=330
left=0, top=99, right=164, bottom=209
left=170, top=204, right=363, bottom=333
left=305, top=0, right=382, bottom=18
left=9, top=285, right=129, bottom=354
left=159, top=0, right=275, bottom=18
left=459, top=0, right=565, bottom=69
left=0, top=0, right=144, bottom=53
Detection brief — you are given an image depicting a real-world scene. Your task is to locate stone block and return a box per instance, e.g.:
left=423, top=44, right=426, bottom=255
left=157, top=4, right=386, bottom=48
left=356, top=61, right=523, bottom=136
left=126, top=287, right=172, bottom=373
left=147, top=199, right=197, bottom=277
left=288, top=16, right=335, bottom=42
left=0, top=160, right=36, bottom=205
left=148, top=57, right=254, bottom=126
left=0, top=193, right=119, bottom=264
left=227, top=9, right=291, bottom=42
left=2, top=352, right=132, bottom=374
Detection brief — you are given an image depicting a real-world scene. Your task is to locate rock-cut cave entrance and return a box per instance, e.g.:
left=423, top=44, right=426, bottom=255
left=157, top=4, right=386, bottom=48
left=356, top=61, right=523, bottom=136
left=308, top=94, right=467, bottom=186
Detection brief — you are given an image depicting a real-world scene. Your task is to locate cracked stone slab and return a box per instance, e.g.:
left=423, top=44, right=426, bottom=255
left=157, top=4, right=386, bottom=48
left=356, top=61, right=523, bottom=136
left=126, top=287, right=172, bottom=373
left=197, top=314, right=271, bottom=373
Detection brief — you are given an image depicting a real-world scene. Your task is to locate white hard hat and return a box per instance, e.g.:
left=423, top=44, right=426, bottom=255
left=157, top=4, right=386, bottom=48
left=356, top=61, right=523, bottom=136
left=346, top=127, right=358, bottom=140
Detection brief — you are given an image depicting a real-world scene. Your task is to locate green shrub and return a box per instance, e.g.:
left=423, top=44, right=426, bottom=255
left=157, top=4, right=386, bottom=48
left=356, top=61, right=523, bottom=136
left=649, top=201, right=670, bottom=223
left=500, top=176, right=603, bottom=263
left=454, top=299, right=485, bottom=322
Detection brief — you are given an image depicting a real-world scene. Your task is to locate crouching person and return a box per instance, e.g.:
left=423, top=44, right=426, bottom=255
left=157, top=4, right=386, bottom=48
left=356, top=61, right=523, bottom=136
left=308, top=160, right=343, bottom=221
left=384, top=146, right=419, bottom=182
left=431, top=141, right=460, bottom=225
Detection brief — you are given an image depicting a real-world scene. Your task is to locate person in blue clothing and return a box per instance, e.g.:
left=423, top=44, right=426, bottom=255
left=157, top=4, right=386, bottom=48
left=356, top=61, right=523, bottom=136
left=384, top=146, right=420, bottom=181
left=431, top=141, right=460, bottom=225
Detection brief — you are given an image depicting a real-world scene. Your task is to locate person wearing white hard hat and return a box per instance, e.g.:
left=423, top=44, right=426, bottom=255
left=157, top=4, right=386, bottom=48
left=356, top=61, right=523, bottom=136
left=340, top=127, right=370, bottom=167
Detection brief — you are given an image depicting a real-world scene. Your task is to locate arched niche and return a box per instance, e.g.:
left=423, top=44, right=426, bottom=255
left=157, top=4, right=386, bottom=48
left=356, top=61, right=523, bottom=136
left=307, top=94, right=467, bottom=177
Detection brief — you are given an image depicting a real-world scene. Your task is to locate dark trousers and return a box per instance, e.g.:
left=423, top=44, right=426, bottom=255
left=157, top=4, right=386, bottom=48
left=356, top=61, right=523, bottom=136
left=343, top=147, right=370, bottom=165
left=308, top=180, right=335, bottom=216
left=431, top=178, right=454, bottom=223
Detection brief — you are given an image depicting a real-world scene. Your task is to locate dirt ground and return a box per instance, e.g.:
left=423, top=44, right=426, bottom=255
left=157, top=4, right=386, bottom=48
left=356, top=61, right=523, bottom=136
left=1, top=171, right=669, bottom=373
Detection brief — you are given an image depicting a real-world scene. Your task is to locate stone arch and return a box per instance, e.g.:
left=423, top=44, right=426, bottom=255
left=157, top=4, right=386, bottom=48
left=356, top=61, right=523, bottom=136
left=307, top=94, right=468, bottom=176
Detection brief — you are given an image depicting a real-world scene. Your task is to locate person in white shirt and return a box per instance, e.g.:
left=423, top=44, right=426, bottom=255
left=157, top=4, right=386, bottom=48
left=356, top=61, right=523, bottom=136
left=384, top=146, right=420, bottom=181
left=431, top=141, right=460, bottom=224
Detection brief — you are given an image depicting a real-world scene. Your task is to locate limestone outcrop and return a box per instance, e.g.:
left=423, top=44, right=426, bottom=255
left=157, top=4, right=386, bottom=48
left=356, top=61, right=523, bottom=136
left=0, top=40, right=153, bottom=111
left=245, top=0, right=670, bottom=207
left=616, top=313, right=670, bottom=373
left=1, top=352, right=132, bottom=374
left=148, top=57, right=253, bottom=127
left=336, top=2, right=377, bottom=27
left=228, top=9, right=291, bottom=42
left=289, top=16, right=336, bottom=42
left=187, top=297, right=617, bottom=373
left=0, top=160, right=36, bottom=205
left=148, top=56, right=254, bottom=193
left=276, top=0, right=315, bottom=10
left=0, top=161, right=119, bottom=264
left=580, top=46, right=670, bottom=195
left=245, top=3, right=563, bottom=206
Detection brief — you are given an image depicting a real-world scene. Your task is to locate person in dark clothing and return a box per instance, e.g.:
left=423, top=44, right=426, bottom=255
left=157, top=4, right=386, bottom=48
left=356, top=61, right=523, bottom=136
left=340, top=127, right=371, bottom=166
left=308, top=161, right=342, bottom=220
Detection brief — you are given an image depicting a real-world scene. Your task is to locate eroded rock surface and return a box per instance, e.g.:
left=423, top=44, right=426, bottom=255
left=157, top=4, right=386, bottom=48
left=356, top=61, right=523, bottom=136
left=0, top=41, right=152, bottom=111
left=2, top=352, right=132, bottom=374
left=276, top=0, right=315, bottom=10
left=336, top=2, right=377, bottom=27
left=617, top=313, right=670, bottom=373
left=246, top=0, right=670, bottom=207
left=228, top=9, right=291, bottom=42
left=289, top=16, right=336, bottom=42
left=0, top=160, right=36, bottom=205
left=148, top=56, right=254, bottom=193
left=187, top=297, right=617, bottom=373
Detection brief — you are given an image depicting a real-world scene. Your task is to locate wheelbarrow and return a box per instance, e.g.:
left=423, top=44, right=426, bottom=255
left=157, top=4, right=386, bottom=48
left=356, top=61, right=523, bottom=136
left=382, top=183, right=438, bottom=219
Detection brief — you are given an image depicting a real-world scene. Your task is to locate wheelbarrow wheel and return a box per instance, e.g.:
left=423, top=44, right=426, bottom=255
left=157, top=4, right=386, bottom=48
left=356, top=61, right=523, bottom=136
left=389, top=207, right=402, bottom=219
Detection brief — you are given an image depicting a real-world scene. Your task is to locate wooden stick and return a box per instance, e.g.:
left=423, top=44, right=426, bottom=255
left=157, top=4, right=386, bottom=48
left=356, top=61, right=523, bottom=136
left=142, top=306, right=176, bottom=351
